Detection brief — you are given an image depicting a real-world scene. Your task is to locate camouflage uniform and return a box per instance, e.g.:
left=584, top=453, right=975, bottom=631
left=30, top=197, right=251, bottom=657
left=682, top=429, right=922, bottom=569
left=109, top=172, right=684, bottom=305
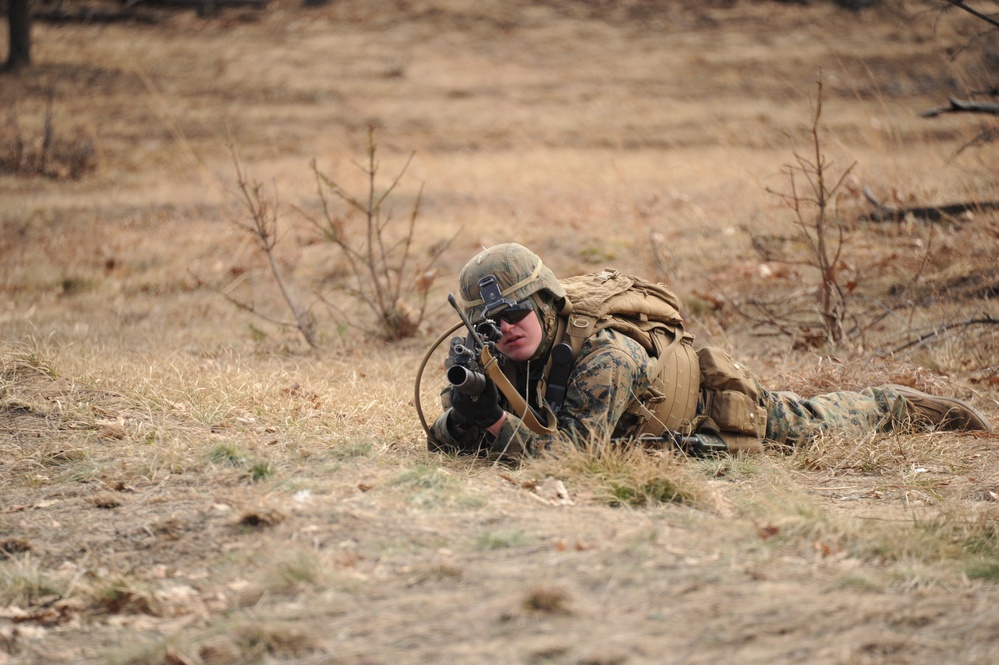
left=428, top=328, right=913, bottom=458
left=427, top=243, right=989, bottom=460
left=429, top=327, right=653, bottom=458
left=761, top=385, right=908, bottom=447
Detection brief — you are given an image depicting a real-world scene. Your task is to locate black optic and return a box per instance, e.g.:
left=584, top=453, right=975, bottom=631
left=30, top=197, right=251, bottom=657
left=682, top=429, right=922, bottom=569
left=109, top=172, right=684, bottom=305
left=496, top=301, right=533, bottom=324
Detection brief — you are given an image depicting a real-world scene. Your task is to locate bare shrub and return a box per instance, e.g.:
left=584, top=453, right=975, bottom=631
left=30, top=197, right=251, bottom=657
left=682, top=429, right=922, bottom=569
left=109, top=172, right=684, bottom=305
left=740, top=74, right=861, bottom=350
left=299, top=128, right=454, bottom=341
left=230, top=151, right=320, bottom=349
left=208, top=130, right=452, bottom=348
left=0, top=94, right=96, bottom=180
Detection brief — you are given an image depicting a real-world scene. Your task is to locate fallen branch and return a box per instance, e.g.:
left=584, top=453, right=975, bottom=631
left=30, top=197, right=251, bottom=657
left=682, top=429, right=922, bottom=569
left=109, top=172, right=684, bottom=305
left=33, top=8, right=165, bottom=24
left=35, top=0, right=269, bottom=22
left=889, top=315, right=999, bottom=355
left=921, top=96, right=999, bottom=118
left=128, top=0, right=270, bottom=9
left=941, top=0, right=999, bottom=31
left=860, top=185, right=999, bottom=223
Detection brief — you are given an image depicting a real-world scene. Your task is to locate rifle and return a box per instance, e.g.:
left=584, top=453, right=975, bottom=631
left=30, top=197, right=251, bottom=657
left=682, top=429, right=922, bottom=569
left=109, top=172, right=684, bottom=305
left=622, top=431, right=730, bottom=457
left=445, top=293, right=502, bottom=397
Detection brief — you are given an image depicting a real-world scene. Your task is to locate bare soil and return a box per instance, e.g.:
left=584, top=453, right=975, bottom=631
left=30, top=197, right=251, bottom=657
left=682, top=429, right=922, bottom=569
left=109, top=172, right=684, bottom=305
left=3, top=1, right=999, bottom=664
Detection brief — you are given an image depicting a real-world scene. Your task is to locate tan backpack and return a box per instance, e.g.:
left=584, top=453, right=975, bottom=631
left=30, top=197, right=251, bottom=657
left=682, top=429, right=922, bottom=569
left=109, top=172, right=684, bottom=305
left=558, top=270, right=700, bottom=437
left=558, top=269, right=766, bottom=454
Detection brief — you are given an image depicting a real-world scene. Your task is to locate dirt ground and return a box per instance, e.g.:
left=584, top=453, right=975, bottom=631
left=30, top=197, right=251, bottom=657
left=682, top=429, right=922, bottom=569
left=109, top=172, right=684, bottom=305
left=3, top=1, right=999, bottom=663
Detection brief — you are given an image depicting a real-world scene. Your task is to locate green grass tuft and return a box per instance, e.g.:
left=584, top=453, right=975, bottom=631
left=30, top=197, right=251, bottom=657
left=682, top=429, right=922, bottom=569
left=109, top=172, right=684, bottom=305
left=207, top=442, right=248, bottom=467
left=476, top=530, right=529, bottom=550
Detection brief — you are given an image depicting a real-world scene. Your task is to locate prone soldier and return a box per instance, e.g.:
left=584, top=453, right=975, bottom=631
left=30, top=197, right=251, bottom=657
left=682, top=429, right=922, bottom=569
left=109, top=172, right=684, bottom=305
left=427, top=243, right=991, bottom=461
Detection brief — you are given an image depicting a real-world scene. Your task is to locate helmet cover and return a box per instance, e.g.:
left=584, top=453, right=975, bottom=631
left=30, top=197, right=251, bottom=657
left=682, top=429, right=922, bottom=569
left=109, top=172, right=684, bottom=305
left=458, top=243, right=565, bottom=322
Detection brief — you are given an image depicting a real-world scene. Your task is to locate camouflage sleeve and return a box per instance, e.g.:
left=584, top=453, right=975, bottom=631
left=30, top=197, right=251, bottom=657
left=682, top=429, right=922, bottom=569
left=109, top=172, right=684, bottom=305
left=489, top=330, right=653, bottom=460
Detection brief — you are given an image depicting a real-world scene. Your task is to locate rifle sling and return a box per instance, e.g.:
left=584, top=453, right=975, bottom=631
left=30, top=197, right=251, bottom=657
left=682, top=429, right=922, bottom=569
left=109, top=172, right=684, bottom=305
left=480, top=345, right=558, bottom=435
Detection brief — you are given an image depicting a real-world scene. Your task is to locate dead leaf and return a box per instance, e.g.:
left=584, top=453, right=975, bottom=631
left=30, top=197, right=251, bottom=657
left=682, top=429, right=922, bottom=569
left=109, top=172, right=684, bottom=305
left=0, top=538, right=32, bottom=557
left=534, top=478, right=573, bottom=506
left=416, top=268, right=438, bottom=295
left=164, top=647, right=198, bottom=665
left=89, top=492, right=123, bottom=509
left=238, top=509, right=286, bottom=528
left=96, top=420, right=126, bottom=440
left=523, top=584, right=574, bottom=615
left=198, top=635, right=241, bottom=665
left=754, top=521, right=779, bottom=540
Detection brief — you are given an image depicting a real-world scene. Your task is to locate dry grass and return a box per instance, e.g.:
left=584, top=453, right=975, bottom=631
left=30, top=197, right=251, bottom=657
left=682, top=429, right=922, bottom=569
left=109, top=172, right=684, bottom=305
left=526, top=439, right=722, bottom=510
left=3, top=1, right=999, bottom=663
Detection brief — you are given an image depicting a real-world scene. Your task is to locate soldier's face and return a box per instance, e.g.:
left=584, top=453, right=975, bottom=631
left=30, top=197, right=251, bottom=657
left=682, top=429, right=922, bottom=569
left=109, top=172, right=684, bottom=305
left=496, top=310, right=543, bottom=362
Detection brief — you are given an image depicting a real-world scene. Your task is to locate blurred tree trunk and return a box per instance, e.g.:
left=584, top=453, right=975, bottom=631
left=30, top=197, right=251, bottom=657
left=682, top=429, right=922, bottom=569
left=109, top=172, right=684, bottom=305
left=5, top=0, right=32, bottom=70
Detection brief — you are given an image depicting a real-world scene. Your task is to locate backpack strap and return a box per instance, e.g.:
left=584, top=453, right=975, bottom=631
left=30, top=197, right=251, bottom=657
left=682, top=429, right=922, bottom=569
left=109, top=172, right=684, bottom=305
left=565, top=311, right=597, bottom=358
left=649, top=326, right=683, bottom=375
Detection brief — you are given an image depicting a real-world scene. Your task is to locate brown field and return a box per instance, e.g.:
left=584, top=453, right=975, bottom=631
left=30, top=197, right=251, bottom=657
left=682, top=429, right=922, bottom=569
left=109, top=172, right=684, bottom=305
left=3, top=1, right=999, bottom=663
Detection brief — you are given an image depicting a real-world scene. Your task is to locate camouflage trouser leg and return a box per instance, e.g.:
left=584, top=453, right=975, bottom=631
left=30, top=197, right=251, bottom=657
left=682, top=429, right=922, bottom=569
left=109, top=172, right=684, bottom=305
left=760, top=385, right=907, bottom=447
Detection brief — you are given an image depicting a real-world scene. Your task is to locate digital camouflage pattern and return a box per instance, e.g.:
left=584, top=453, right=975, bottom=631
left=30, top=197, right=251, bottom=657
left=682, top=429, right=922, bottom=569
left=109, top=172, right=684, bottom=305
left=429, top=244, right=989, bottom=460
left=761, top=385, right=907, bottom=447
left=428, top=331, right=957, bottom=460
left=429, top=328, right=653, bottom=458
left=458, top=243, right=566, bottom=323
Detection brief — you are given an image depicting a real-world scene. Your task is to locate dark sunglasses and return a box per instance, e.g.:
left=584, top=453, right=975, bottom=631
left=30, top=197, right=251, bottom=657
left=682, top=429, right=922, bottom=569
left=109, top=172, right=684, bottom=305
left=494, top=300, right=533, bottom=325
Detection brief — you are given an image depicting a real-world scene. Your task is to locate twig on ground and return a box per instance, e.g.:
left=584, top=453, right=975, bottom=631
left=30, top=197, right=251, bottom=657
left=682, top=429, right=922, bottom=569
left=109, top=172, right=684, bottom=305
left=921, top=96, right=999, bottom=118
left=860, top=185, right=999, bottom=223
left=889, top=315, right=999, bottom=355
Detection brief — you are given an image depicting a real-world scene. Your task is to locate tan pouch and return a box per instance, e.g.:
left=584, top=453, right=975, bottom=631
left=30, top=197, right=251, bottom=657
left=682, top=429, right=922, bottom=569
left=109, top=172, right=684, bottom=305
left=707, top=389, right=768, bottom=438
left=697, top=346, right=759, bottom=399
left=696, top=346, right=767, bottom=453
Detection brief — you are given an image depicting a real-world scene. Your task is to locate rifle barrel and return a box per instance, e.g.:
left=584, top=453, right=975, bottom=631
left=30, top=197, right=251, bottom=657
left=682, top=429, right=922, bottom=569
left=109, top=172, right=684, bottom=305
left=446, top=364, right=487, bottom=396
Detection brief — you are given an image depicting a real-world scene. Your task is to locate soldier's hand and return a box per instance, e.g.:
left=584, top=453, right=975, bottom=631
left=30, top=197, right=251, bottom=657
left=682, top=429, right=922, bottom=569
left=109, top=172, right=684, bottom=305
left=449, top=379, right=504, bottom=429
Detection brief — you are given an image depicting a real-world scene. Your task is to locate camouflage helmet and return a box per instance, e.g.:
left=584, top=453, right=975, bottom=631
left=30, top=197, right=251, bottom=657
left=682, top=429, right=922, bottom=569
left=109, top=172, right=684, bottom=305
left=458, top=243, right=566, bottom=322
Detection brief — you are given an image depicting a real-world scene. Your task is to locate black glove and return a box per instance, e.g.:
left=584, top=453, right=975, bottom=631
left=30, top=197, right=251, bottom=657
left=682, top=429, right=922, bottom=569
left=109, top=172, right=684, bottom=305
left=449, top=379, right=504, bottom=429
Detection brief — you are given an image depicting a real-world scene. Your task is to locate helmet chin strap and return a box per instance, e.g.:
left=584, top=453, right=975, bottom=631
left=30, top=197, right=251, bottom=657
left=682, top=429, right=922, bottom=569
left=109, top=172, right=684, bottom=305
left=528, top=294, right=560, bottom=363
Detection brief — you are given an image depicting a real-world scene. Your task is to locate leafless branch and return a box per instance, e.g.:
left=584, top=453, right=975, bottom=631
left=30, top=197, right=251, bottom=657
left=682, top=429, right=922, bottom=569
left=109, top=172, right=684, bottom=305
left=921, top=96, right=999, bottom=118
left=941, top=0, right=999, bottom=30
left=753, top=72, right=853, bottom=347
left=188, top=269, right=302, bottom=330
left=230, top=148, right=319, bottom=349
left=890, top=315, right=999, bottom=354
left=860, top=184, right=999, bottom=222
